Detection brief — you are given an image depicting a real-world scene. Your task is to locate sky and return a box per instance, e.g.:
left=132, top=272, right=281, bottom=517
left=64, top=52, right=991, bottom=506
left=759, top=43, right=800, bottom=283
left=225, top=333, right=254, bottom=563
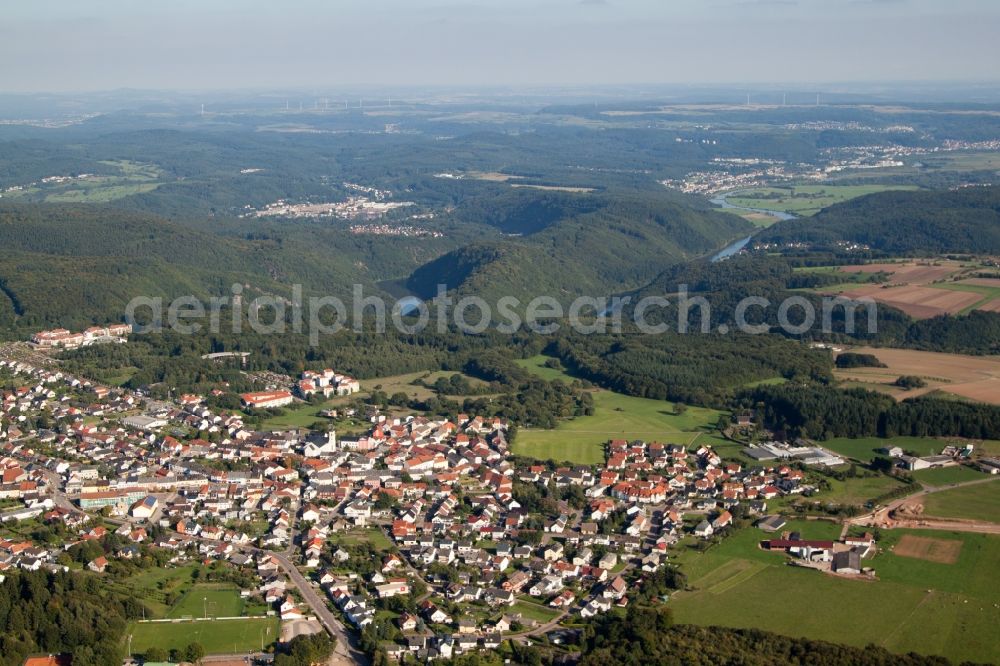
left=2, top=0, right=999, bottom=92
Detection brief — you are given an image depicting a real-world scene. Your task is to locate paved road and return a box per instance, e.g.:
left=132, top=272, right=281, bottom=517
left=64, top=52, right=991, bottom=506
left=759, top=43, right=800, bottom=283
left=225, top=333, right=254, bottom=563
left=270, top=550, right=368, bottom=665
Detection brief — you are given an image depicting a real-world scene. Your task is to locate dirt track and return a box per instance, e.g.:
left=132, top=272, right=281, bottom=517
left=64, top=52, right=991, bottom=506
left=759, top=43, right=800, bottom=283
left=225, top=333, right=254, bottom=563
left=850, top=477, right=1000, bottom=535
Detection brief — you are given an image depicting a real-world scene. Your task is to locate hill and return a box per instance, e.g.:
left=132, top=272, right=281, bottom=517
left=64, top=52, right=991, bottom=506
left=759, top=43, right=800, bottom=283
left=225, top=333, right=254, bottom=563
left=0, top=202, right=452, bottom=333
left=758, top=185, right=1000, bottom=253
left=0, top=191, right=749, bottom=333
left=406, top=190, right=750, bottom=302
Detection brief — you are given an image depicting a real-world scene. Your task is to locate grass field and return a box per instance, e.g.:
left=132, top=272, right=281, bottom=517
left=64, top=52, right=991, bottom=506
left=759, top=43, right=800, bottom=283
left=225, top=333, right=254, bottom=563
left=129, top=617, right=280, bottom=656
left=257, top=369, right=491, bottom=430
left=107, top=566, right=200, bottom=618
left=744, top=377, right=788, bottom=388
left=46, top=181, right=161, bottom=203
left=6, top=160, right=166, bottom=204
left=512, top=357, right=721, bottom=464
left=921, top=479, right=1000, bottom=523
left=259, top=401, right=330, bottom=430
left=514, top=356, right=573, bottom=381
left=362, top=370, right=490, bottom=400
left=668, top=524, right=1000, bottom=663
left=718, top=208, right=782, bottom=228
left=334, top=527, right=395, bottom=552
left=822, top=436, right=947, bottom=461
left=821, top=474, right=910, bottom=506
left=910, top=465, right=985, bottom=486
left=510, top=600, right=561, bottom=624
left=726, top=184, right=919, bottom=216
left=166, top=584, right=246, bottom=619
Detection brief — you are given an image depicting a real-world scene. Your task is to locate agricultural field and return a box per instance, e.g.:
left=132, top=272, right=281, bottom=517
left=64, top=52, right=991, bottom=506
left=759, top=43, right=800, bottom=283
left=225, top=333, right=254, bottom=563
left=921, top=479, right=1000, bottom=523
left=719, top=209, right=782, bottom=228
left=833, top=346, right=1000, bottom=406
left=726, top=184, right=919, bottom=216
left=4, top=160, right=165, bottom=203
left=668, top=523, right=1000, bottom=664
left=128, top=617, right=280, bottom=656
left=837, top=284, right=980, bottom=319
left=813, top=260, right=1000, bottom=318
left=513, top=356, right=722, bottom=463
left=919, top=150, right=1000, bottom=172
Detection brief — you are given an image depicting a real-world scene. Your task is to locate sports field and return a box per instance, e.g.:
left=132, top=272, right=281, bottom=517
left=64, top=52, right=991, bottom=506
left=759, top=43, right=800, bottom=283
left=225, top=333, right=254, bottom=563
left=129, top=617, right=280, bottom=655
left=512, top=356, right=721, bottom=463
left=166, top=584, right=246, bottom=619
left=668, top=525, right=1000, bottom=663
left=921, top=478, right=1000, bottom=523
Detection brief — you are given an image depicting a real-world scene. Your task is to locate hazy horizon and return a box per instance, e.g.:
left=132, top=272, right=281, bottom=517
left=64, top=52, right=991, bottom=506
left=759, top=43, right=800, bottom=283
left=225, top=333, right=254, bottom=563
left=3, top=0, right=999, bottom=93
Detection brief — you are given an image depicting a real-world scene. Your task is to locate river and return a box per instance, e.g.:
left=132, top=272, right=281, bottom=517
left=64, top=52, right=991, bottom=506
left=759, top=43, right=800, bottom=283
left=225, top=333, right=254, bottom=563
left=708, top=194, right=797, bottom=262
left=709, top=194, right=797, bottom=221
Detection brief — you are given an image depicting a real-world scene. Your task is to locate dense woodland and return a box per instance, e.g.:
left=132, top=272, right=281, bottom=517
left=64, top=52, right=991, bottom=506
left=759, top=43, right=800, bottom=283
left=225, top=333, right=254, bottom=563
left=0, top=570, right=139, bottom=666
left=632, top=254, right=1000, bottom=354
left=550, top=332, right=833, bottom=407
left=406, top=189, right=749, bottom=303
left=745, top=383, right=1000, bottom=440
left=578, top=608, right=957, bottom=666
left=759, top=186, right=1000, bottom=254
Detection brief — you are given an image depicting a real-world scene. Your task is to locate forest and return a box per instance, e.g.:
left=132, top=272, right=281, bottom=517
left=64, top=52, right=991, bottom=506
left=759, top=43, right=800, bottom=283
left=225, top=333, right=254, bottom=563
left=745, top=383, right=1000, bottom=440
left=549, top=331, right=833, bottom=407
left=759, top=186, right=1000, bottom=254
left=0, top=569, right=140, bottom=666
left=631, top=253, right=1000, bottom=354
left=577, top=607, right=955, bottom=666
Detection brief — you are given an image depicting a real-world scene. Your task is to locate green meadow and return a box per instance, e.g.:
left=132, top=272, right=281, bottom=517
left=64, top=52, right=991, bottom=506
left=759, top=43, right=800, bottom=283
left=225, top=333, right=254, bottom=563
left=512, top=356, right=721, bottom=464
left=668, top=524, right=1000, bottom=664
left=822, top=436, right=946, bottom=461
left=129, top=617, right=280, bottom=656
left=921, top=479, right=1000, bottom=523
left=726, top=184, right=919, bottom=216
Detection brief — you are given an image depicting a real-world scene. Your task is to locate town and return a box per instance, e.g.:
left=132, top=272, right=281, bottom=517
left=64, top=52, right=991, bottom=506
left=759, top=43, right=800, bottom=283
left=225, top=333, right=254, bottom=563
left=0, top=344, right=905, bottom=665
